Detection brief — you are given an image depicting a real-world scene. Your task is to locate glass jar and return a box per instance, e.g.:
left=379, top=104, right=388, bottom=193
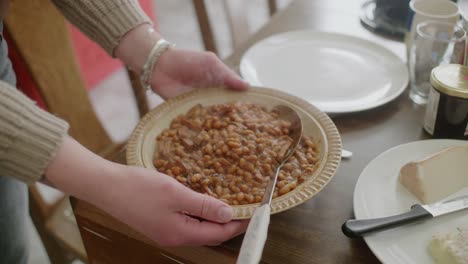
left=424, top=64, right=468, bottom=140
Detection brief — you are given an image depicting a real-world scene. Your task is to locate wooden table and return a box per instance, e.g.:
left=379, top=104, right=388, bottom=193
left=73, top=0, right=430, bottom=263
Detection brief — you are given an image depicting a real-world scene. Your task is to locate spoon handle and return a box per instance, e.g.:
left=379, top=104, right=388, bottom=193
left=236, top=204, right=271, bottom=264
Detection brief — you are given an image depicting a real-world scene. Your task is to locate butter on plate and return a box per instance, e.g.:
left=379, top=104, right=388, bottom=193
left=429, top=227, right=468, bottom=264
left=399, top=146, right=468, bottom=204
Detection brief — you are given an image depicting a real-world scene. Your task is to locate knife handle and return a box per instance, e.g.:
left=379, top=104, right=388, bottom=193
left=236, top=204, right=271, bottom=264
left=342, top=204, right=432, bottom=238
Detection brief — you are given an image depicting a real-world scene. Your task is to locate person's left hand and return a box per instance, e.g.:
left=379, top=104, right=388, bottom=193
left=115, top=25, right=248, bottom=99
left=150, top=49, right=249, bottom=99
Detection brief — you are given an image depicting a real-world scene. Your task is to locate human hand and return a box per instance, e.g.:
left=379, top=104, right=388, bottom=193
left=114, top=24, right=248, bottom=99
left=101, top=166, right=249, bottom=246
left=150, top=49, right=249, bottom=99
left=45, top=137, right=247, bottom=246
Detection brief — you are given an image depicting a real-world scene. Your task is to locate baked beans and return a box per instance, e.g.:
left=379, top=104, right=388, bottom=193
left=153, top=102, right=320, bottom=205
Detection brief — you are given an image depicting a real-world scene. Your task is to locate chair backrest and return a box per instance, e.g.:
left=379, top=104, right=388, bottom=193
left=268, top=0, right=278, bottom=16
left=222, top=1, right=251, bottom=49
left=192, top=0, right=278, bottom=56
left=193, top=0, right=219, bottom=55
left=5, top=0, right=114, bottom=154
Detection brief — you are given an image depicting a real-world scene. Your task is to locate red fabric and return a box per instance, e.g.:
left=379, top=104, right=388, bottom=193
left=68, top=0, right=155, bottom=90
left=68, top=25, right=123, bottom=90
left=4, top=32, right=47, bottom=110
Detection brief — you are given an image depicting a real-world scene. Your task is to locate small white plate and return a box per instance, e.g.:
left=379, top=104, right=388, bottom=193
left=353, top=139, right=468, bottom=264
left=240, top=31, right=409, bottom=114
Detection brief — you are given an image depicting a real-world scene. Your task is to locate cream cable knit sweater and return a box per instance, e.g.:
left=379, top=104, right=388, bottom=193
left=0, top=0, right=151, bottom=183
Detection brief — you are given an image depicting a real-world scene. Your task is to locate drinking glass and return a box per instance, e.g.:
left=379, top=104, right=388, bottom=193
left=408, top=20, right=466, bottom=104
left=406, top=0, right=459, bottom=58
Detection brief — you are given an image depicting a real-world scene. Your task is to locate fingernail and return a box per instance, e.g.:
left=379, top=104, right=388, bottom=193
left=218, top=206, right=233, bottom=222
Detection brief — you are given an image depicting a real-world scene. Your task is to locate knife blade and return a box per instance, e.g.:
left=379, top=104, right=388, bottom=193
left=342, top=195, right=468, bottom=238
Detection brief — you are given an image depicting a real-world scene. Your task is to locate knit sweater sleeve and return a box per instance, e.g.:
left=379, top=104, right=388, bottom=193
left=51, top=0, right=153, bottom=56
left=0, top=81, right=69, bottom=184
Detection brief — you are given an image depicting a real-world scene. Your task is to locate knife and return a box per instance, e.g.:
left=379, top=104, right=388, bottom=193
left=342, top=195, right=468, bottom=238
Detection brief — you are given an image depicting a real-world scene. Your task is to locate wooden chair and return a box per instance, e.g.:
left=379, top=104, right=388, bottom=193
left=4, top=0, right=149, bottom=263
left=192, top=0, right=278, bottom=56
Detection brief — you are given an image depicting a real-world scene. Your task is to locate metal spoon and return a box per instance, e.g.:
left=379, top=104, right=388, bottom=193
left=236, top=105, right=303, bottom=264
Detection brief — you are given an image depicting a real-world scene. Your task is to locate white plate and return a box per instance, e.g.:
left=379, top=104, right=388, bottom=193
left=353, top=139, right=468, bottom=264
left=240, top=31, right=409, bottom=114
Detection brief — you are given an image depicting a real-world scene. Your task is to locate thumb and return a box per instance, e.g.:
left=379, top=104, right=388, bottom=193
left=177, top=189, right=234, bottom=223
left=224, top=73, right=249, bottom=91
left=219, top=64, right=249, bottom=91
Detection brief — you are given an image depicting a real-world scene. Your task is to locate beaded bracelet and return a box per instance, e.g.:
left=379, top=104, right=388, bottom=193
left=140, top=38, right=174, bottom=91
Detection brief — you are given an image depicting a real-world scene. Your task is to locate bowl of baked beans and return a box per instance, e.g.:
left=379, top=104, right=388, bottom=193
left=127, top=87, right=342, bottom=219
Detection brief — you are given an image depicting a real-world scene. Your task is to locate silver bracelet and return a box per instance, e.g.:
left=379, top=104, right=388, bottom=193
left=140, top=39, right=174, bottom=91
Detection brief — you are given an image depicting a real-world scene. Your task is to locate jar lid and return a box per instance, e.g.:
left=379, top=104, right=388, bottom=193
left=430, top=64, right=468, bottom=99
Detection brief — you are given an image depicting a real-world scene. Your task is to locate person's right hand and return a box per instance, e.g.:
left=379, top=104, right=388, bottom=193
left=45, top=137, right=248, bottom=246
left=100, top=166, right=248, bottom=246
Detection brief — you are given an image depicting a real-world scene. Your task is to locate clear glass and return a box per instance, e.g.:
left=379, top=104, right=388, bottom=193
left=408, top=21, right=466, bottom=104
